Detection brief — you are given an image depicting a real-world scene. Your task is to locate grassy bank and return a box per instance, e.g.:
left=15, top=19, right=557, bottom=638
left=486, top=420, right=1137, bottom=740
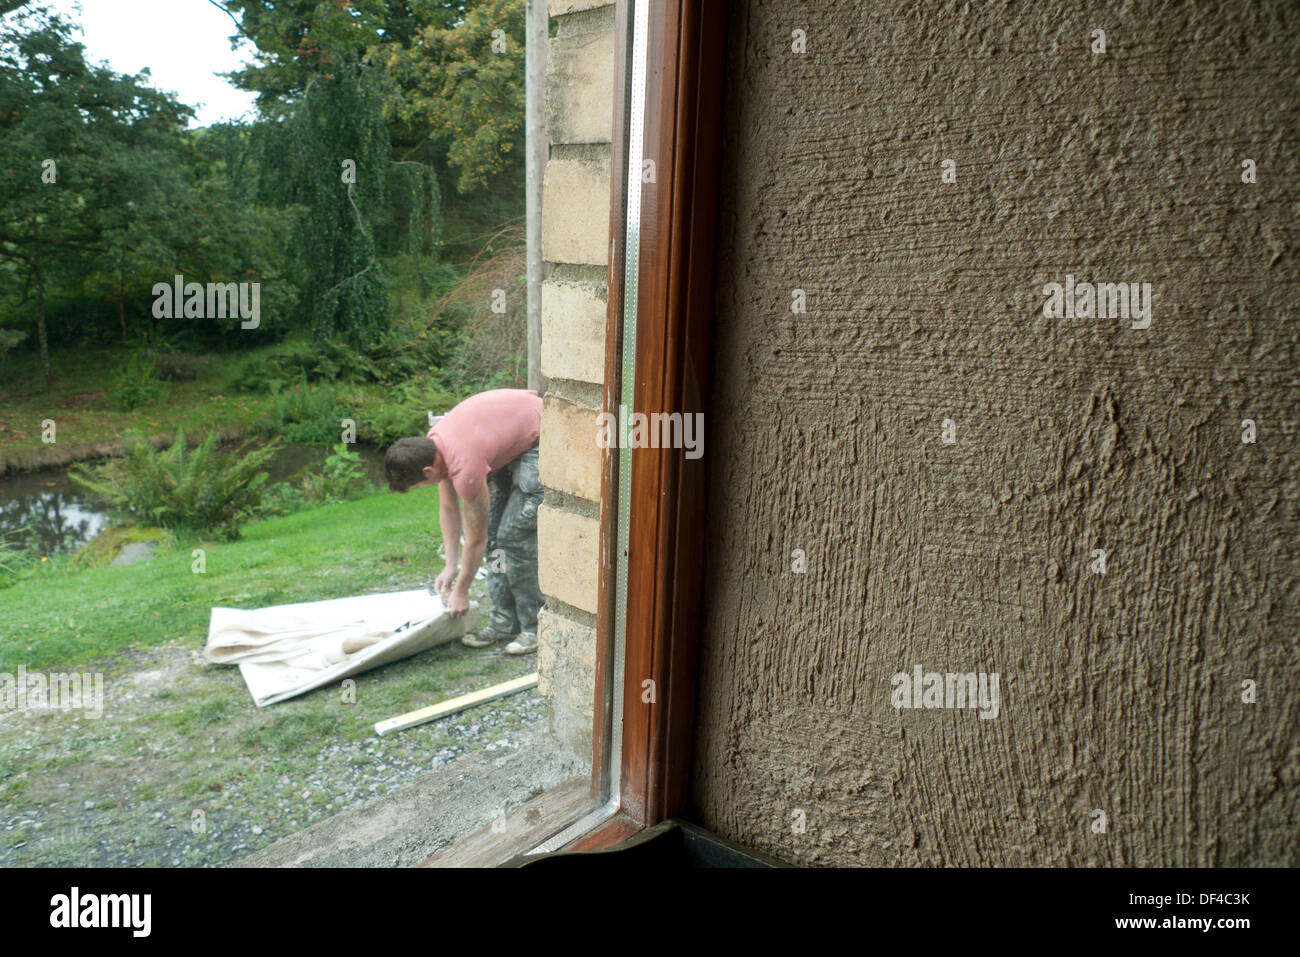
left=0, top=347, right=275, bottom=473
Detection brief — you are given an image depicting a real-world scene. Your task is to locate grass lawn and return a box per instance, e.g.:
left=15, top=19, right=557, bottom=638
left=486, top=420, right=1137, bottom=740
left=0, top=488, right=539, bottom=867
left=0, top=488, right=451, bottom=671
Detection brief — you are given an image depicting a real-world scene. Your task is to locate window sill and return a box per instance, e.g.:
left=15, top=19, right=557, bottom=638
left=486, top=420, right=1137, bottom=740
left=416, top=777, right=606, bottom=868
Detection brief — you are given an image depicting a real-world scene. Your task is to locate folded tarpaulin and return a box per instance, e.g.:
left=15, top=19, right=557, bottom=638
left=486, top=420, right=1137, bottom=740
left=203, top=589, right=480, bottom=707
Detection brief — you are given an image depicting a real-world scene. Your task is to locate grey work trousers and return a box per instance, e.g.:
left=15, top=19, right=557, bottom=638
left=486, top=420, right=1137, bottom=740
left=483, top=443, right=545, bottom=637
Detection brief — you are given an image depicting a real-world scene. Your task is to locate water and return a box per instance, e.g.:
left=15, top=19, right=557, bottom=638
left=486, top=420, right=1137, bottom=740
left=0, top=443, right=387, bottom=557
left=0, top=470, right=109, bottom=558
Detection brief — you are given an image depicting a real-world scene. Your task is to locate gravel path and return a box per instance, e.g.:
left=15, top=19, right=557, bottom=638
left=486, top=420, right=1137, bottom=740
left=0, top=638, right=553, bottom=867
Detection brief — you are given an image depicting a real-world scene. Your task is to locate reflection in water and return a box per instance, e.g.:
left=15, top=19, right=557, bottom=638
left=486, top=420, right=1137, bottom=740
left=0, top=472, right=109, bottom=557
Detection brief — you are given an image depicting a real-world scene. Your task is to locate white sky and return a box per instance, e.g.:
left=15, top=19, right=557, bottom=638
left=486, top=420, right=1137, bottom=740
left=36, top=0, right=259, bottom=127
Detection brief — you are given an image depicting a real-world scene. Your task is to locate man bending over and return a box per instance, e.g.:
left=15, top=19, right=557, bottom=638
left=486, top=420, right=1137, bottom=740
left=383, top=388, right=545, bottom=655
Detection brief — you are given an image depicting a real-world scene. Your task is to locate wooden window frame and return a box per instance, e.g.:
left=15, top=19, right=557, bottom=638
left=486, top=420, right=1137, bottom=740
left=571, top=0, right=726, bottom=851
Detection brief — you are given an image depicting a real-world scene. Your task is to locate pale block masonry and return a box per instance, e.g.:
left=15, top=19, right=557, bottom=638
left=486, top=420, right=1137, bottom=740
left=539, top=395, right=602, bottom=502
left=537, top=1, right=615, bottom=764
left=537, top=504, right=599, bottom=615
left=541, top=155, right=611, bottom=267
left=547, top=26, right=616, bottom=145
left=536, top=607, right=597, bottom=760
left=541, top=279, right=606, bottom=384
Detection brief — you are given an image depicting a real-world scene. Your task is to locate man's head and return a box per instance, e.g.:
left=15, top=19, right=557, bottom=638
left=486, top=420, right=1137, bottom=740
left=384, top=436, right=441, bottom=493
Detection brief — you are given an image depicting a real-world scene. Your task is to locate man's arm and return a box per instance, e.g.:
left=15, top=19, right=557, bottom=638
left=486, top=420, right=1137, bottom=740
left=439, top=478, right=462, bottom=566
left=433, top=478, right=462, bottom=596
left=448, top=480, right=490, bottom=617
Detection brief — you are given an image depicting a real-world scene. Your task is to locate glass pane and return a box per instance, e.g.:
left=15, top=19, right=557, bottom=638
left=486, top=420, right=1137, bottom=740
left=0, top=0, right=629, bottom=867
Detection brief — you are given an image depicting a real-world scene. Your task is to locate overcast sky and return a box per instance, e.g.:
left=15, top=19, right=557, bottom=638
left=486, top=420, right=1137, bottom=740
left=37, top=0, right=259, bottom=127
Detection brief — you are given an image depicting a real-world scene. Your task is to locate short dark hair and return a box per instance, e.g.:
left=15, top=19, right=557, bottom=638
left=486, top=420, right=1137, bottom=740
left=384, top=436, right=438, bottom=492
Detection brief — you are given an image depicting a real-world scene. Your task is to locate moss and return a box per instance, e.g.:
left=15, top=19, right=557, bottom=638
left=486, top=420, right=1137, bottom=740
left=74, top=525, right=173, bottom=569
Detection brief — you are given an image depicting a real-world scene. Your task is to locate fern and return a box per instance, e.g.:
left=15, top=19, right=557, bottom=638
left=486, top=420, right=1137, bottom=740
left=70, top=432, right=281, bottom=540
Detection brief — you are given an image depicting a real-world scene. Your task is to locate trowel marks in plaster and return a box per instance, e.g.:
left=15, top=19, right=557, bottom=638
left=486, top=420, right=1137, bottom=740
left=689, top=0, right=1299, bottom=867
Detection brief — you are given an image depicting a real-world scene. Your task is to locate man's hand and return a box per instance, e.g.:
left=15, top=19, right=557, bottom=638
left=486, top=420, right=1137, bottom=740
left=433, top=565, right=457, bottom=598
left=446, top=586, right=470, bottom=618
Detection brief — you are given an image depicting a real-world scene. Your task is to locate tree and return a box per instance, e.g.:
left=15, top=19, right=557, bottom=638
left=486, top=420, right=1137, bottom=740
left=217, top=1, right=462, bottom=346
left=265, top=51, right=394, bottom=346
left=0, top=6, right=194, bottom=385
left=380, top=0, right=525, bottom=195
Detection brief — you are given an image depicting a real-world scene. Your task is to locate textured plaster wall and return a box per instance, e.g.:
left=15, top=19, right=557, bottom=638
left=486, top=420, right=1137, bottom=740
left=690, top=0, right=1299, bottom=866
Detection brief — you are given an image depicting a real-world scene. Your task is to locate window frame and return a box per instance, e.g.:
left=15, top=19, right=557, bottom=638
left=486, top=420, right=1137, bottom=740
left=569, top=0, right=726, bottom=851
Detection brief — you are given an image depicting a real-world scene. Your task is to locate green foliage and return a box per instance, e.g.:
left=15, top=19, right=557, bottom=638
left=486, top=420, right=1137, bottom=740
left=352, top=377, right=456, bottom=447
left=381, top=0, right=526, bottom=194
left=252, top=479, right=310, bottom=519
left=301, top=443, right=370, bottom=503
left=69, top=432, right=280, bottom=539
left=257, top=48, right=393, bottom=347
left=263, top=382, right=351, bottom=445
left=110, top=354, right=167, bottom=410
left=252, top=444, right=371, bottom=518
left=0, top=9, right=305, bottom=371
left=147, top=350, right=213, bottom=382
left=228, top=352, right=311, bottom=394
left=323, top=443, right=368, bottom=496
left=0, top=534, right=40, bottom=590
left=227, top=338, right=384, bottom=393
left=357, top=403, right=427, bottom=448
left=0, top=3, right=526, bottom=424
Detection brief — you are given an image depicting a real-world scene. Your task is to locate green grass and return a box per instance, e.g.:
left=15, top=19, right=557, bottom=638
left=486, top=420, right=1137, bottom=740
left=0, top=489, right=445, bottom=671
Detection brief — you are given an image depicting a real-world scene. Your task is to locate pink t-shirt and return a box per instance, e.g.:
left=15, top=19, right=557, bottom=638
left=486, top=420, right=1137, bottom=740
left=427, top=389, right=542, bottom=501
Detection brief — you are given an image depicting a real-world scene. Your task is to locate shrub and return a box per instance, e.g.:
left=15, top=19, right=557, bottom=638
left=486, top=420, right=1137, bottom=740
left=226, top=353, right=282, bottom=394
left=148, top=351, right=213, bottom=382
left=358, top=402, right=427, bottom=447
left=110, top=354, right=167, bottom=410
left=70, top=432, right=281, bottom=540
left=250, top=480, right=310, bottom=519
left=227, top=340, right=385, bottom=394
left=321, top=443, right=370, bottom=499
left=351, top=379, right=458, bottom=447
left=300, top=444, right=371, bottom=504
left=263, top=382, right=351, bottom=445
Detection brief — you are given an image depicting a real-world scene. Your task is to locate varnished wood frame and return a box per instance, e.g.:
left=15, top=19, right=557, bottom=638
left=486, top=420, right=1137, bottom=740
left=578, top=0, right=726, bottom=849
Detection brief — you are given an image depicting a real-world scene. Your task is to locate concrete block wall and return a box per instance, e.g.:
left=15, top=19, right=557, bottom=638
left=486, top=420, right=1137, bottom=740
left=537, top=0, right=617, bottom=761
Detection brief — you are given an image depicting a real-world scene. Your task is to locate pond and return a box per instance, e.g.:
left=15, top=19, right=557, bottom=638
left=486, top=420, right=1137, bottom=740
left=0, top=442, right=387, bottom=557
